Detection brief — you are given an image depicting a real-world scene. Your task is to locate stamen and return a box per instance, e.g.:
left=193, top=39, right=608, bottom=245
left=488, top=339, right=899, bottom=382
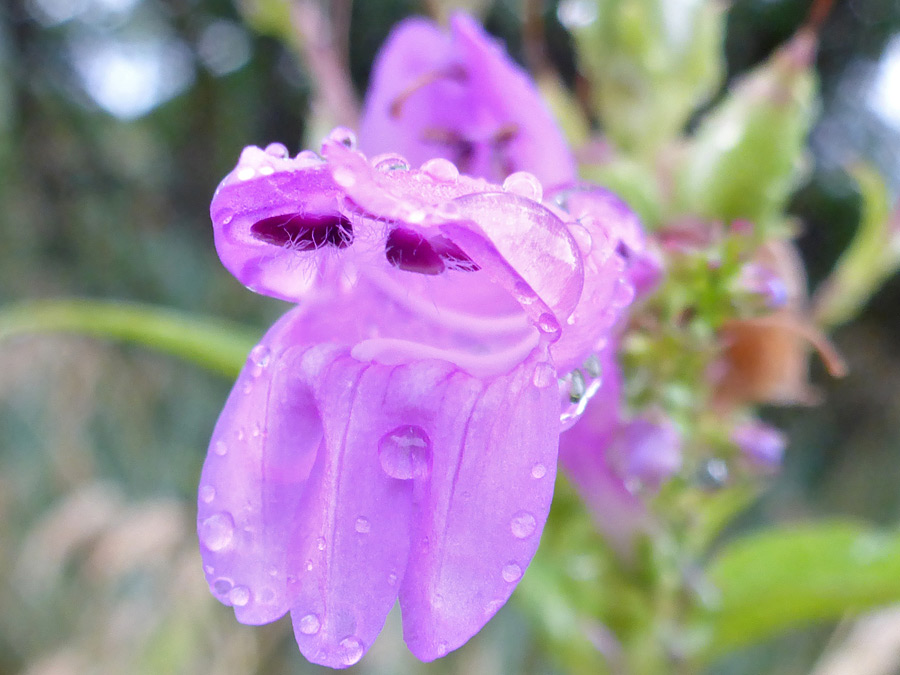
left=389, top=65, right=466, bottom=119
left=250, top=212, right=353, bottom=250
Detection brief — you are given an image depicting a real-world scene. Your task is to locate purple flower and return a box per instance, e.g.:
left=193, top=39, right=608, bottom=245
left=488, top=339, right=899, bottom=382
left=732, top=420, right=786, bottom=470
left=358, top=13, right=576, bottom=187
left=199, top=135, right=633, bottom=667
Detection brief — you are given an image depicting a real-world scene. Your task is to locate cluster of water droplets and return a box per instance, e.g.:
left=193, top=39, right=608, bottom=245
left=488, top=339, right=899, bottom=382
left=561, top=353, right=604, bottom=431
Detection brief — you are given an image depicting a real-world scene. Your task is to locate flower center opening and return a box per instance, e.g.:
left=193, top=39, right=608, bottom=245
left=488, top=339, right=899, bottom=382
left=250, top=212, right=353, bottom=250
left=384, top=228, right=480, bottom=275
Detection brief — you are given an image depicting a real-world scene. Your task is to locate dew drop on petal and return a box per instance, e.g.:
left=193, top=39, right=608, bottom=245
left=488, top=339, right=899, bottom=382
left=267, top=566, right=278, bottom=577
left=374, top=155, right=410, bottom=172
left=569, top=221, right=593, bottom=254
left=355, top=517, right=371, bottom=534
left=501, top=562, right=523, bottom=583
left=421, top=158, right=460, bottom=183
left=214, top=440, right=228, bottom=456
left=532, top=363, right=556, bottom=389
left=237, top=166, right=256, bottom=181
left=213, top=577, right=233, bottom=595
left=432, top=594, right=444, bottom=608
left=295, top=149, right=321, bottom=166
left=249, top=345, right=271, bottom=370
left=510, top=511, right=537, bottom=539
left=333, top=166, right=356, bottom=188
left=264, top=142, right=289, bottom=158
left=388, top=572, right=398, bottom=586
left=200, top=512, right=235, bottom=551
left=220, top=208, right=234, bottom=225
left=298, top=613, right=321, bottom=635
left=531, top=463, right=548, bottom=479
left=325, top=126, right=357, bottom=149
left=502, top=171, right=543, bottom=202
left=229, top=585, right=250, bottom=607
left=378, top=425, right=433, bottom=480
left=316, top=537, right=326, bottom=551
left=305, top=559, right=313, bottom=571
left=199, top=485, right=216, bottom=503
left=339, top=637, right=364, bottom=666
left=437, top=642, right=449, bottom=657
left=537, top=313, right=560, bottom=335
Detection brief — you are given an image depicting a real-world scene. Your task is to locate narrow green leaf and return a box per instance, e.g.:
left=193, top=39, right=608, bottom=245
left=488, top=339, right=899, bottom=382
left=697, top=522, right=900, bottom=659
left=0, top=299, right=258, bottom=378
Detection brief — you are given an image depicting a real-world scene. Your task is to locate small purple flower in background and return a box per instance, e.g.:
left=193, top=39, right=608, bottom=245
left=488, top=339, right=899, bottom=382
left=359, top=13, right=576, bottom=187
left=732, top=420, right=786, bottom=471
left=198, top=130, right=635, bottom=667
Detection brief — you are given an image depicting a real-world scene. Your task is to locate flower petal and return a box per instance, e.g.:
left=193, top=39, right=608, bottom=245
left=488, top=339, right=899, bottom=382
left=210, top=146, right=353, bottom=302
left=399, top=351, right=560, bottom=661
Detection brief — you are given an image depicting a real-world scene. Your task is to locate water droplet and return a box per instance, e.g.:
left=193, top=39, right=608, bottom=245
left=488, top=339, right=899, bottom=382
left=251, top=423, right=262, bottom=438
left=236, top=428, right=246, bottom=441
left=219, top=208, right=234, bottom=225
left=584, top=354, right=602, bottom=378
left=374, top=155, right=410, bottom=173
left=332, top=166, right=356, bottom=188
left=200, top=512, right=235, bottom=551
left=532, top=363, right=555, bottom=389
left=326, top=126, right=357, bottom=149
left=421, top=158, right=460, bottom=183
left=437, top=641, right=449, bottom=656
left=537, top=313, right=560, bottom=335
left=510, top=511, right=537, bottom=539
left=267, top=566, right=278, bottom=577
left=295, top=149, right=321, bottom=166
left=199, top=485, right=216, bottom=503
left=241, top=381, right=252, bottom=395
left=355, top=517, right=371, bottom=534
left=378, top=425, right=433, bottom=480
left=264, top=142, right=288, bottom=158
left=305, top=559, right=313, bottom=571
left=298, top=613, right=321, bottom=635
left=485, top=599, right=504, bottom=615
left=388, top=572, right=398, bottom=586
left=569, top=222, right=593, bottom=253
left=432, top=594, right=444, bottom=608
left=569, top=370, right=586, bottom=401
left=214, top=440, right=228, bottom=456
left=259, top=165, right=275, bottom=176
left=531, top=463, right=547, bottom=479
left=501, top=562, right=523, bottom=583
left=339, top=637, right=364, bottom=666
left=237, top=166, right=256, bottom=181
left=502, top=171, right=543, bottom=202
left=249, top=344, right=271, bottom=372
left=316, top=537, right=326, bottom=551
left=229, top=585, right=250, bottom=607
left=213, top=577, right=233, bottom=595
left=204, top=564, right=215, bottom=575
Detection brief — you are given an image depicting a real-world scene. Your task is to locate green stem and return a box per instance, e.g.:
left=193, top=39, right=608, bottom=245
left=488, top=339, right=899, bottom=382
left=0, top=299, right=259, bottom=377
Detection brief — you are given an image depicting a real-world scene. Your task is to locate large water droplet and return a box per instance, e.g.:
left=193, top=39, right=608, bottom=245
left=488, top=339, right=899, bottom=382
left=502, top=171, right=543, bottom=202
left=264, top=142, right=289, bottom=158
left=532, top=363, right=555, bottom=389
left=501, top=562, right=523, bottom=583
left=531, top=463, right=547, bottom=479
left=199, top=485, right=216, bottom=503
left=378, top=425, right=433, bottom=480
left=325, top=127, right=357, bottom=149
left=510, top=511, right=537, bottom=539
left=298, top=613, right=321, bottom=635
left=339, top=637, right=364, bottom=666
left=421, top=158, right=460, bottom=183
left=200, top=512, right=235, bottom=552
left=354, top=517, right=371, bottom=534
left=229, top=585, right=250, bottom=607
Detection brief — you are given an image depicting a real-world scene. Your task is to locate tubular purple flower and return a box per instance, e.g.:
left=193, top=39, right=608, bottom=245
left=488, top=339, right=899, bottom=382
left=358, top=13, right=577, bottom=188
left=200, top=135, right=633, bottom=667
left=732, top=420, right=786, bottom=470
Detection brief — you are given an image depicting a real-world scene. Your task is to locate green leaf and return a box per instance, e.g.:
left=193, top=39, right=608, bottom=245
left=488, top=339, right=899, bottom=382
left=813, top=164, right=899, bottom=328
left=0, top=299, right=258, bottom=378
left=697, top=522, right=900, bottom=659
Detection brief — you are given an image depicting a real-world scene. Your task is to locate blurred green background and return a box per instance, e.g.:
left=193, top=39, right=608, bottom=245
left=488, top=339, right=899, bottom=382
left=2, top=0, right=900, bottom=673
